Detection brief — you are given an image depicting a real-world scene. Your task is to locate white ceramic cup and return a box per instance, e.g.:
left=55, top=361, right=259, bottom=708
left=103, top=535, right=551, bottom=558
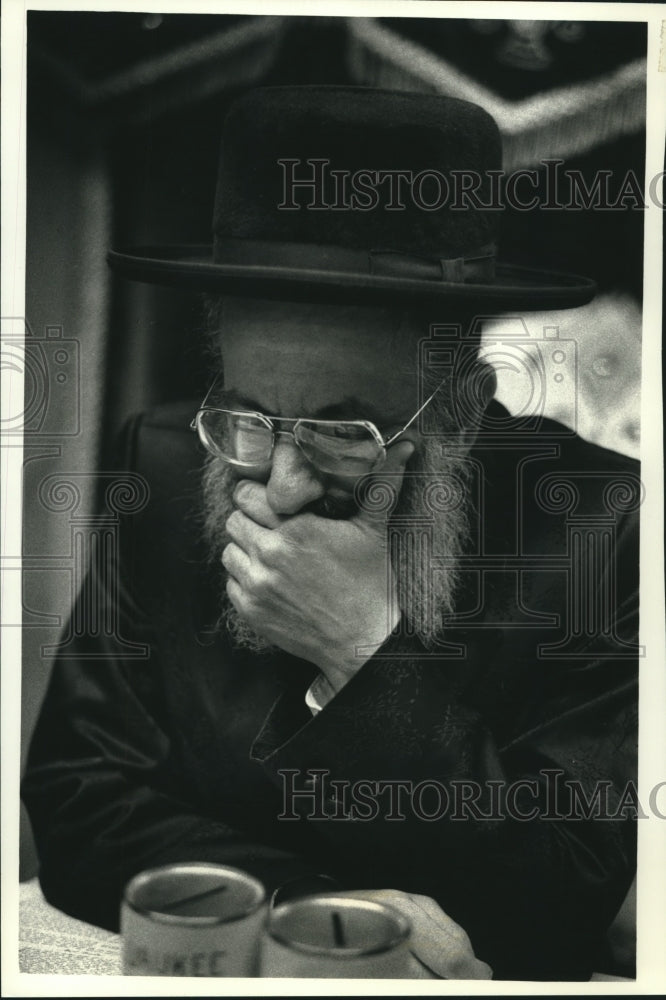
left=121, top=862, right=266, bottom=976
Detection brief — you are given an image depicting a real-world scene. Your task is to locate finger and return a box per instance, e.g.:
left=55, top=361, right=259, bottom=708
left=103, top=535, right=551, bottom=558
left=225, top=575, right=244, bottom=613
left=234, top=480, right=285, bottom=529
left=327, top=889, right=491, bottom=979
left=467, top=957, right=493, bottom=980
left=221, top=541, right=253, bottom=588
left=407, top=954, right=439, bottom=979
left=309, top=892, right=435, bottom=979
left=346, top=890, right=488, bottom=981
left=226, top=508, right=272, bottom=555
left=401, top=895, right=492, bottom=980
left=353, top=440, right=415, bottom=530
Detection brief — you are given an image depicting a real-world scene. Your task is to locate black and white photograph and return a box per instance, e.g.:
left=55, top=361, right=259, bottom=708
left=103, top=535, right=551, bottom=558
left=2, top=0, right=665, bottom=993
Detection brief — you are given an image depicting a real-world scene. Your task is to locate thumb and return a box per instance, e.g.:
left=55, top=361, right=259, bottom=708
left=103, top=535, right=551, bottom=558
left=353, top=440, right=415, bottom=530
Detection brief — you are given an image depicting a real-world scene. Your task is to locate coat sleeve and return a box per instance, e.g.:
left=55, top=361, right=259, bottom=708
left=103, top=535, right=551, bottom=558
left=22, top=640, right=328, bottom=933
left=21, top=411, right=329, bottom=933
left=250, top=510, right=639, bottom=980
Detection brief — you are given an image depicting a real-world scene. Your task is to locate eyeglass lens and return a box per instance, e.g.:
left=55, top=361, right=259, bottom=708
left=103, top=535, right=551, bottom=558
left=197, top=410, right=383, bottom=475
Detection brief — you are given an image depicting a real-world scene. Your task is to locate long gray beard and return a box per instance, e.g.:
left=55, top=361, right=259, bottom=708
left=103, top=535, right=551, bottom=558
left=201, top=442, right=471, bottom=654
left=201, top=459, right=273, bottom=654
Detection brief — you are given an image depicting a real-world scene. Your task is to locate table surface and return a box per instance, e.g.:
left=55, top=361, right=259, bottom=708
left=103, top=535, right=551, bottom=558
left=20, top=878, right=121, bottom=975
left=18, top=878, right=631, bottom=981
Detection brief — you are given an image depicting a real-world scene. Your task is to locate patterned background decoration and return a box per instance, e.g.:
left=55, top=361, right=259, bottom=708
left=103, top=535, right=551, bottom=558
left=346, top=16, right=646, bottom=459
left=347, top=18, right=647, bottom=170
left=480, top=294, right=642, bottom=459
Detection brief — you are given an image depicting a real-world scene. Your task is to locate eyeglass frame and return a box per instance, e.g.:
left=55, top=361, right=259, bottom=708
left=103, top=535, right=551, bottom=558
left=190, top=373, right=448, bottom=473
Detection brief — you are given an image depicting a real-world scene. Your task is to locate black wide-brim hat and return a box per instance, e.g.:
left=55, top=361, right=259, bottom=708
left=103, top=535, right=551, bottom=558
left=108, top=86, right=596, bottom=311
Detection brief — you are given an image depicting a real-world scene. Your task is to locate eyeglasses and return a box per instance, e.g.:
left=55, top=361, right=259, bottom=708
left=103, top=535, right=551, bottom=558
left=191, top=375, right=447, bottom=478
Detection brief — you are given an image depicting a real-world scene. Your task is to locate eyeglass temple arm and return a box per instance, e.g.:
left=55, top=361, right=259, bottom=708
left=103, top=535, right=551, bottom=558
left=190, top=373, right=447, bottom=443
left=190, top=373, right=224, bottom=430
left=383, top=375, right=448, bottom=447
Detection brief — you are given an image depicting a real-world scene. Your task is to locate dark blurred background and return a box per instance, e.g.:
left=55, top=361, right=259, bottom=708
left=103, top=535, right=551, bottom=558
left=20, top=12, right=648, bottom=877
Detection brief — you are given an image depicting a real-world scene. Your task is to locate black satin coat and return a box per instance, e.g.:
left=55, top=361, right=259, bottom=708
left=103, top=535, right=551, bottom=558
left=22, top=401, right=639, bottom=980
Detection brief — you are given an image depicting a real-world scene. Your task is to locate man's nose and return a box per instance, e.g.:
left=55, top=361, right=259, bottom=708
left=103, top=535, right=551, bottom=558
left=265, top=436, right=326, bottom=515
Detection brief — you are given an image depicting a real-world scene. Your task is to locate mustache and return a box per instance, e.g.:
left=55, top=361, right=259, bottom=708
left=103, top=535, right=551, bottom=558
left=301, top=492, right=358, bottom=520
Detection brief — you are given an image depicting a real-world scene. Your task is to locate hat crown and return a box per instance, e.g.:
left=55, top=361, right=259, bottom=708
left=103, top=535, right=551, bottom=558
left=107, top=84, right=595, bottom=311
left=214, top=86, right=502, bottom=259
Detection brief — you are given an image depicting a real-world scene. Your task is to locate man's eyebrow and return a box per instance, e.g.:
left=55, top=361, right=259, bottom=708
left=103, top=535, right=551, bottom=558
left=218, top=388, right=403, bottom=427
left=314, top=396, right=398, bottom=425
left=216, top=387, right=265, bottom=411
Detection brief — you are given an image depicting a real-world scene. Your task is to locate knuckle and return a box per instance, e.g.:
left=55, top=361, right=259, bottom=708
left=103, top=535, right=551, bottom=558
left=226, top=509, right=242, bottom=535
left=408, top=892, right=428, bottom=905
left=281, top=516, right=308, bottom=542
left=233, top=480, right=253, bottom=505
left=255, top=532, right=280, bottom=563
left=278, top=522, right=297, bottom=544
left=250, top=567, right=274, bottom=597
left=448, top=923, right=471, bottom=947
left=377, top=889, right=405, bottom=905
left=227, top=581, right=255, bottom=619
left=232, top=479, right=259, bottom=508
left=296, top=512, right=316, bottom=532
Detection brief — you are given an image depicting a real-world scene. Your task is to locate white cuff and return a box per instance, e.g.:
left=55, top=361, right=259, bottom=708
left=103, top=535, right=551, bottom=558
left=305, top=673, right=336, bottom=715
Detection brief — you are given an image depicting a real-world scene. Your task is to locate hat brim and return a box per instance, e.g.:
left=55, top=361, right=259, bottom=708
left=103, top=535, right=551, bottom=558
left=107, top=244, right=596, bottom=311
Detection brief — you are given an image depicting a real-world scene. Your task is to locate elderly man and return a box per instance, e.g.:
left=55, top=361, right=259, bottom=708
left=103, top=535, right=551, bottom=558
left=22, top=87, right=638, bottom=980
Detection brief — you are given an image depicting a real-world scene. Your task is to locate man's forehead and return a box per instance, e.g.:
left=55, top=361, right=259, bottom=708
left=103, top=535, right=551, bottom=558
left=215, top=295, right=425, bottom=350
left=212, top=295, right=432, bottom=418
